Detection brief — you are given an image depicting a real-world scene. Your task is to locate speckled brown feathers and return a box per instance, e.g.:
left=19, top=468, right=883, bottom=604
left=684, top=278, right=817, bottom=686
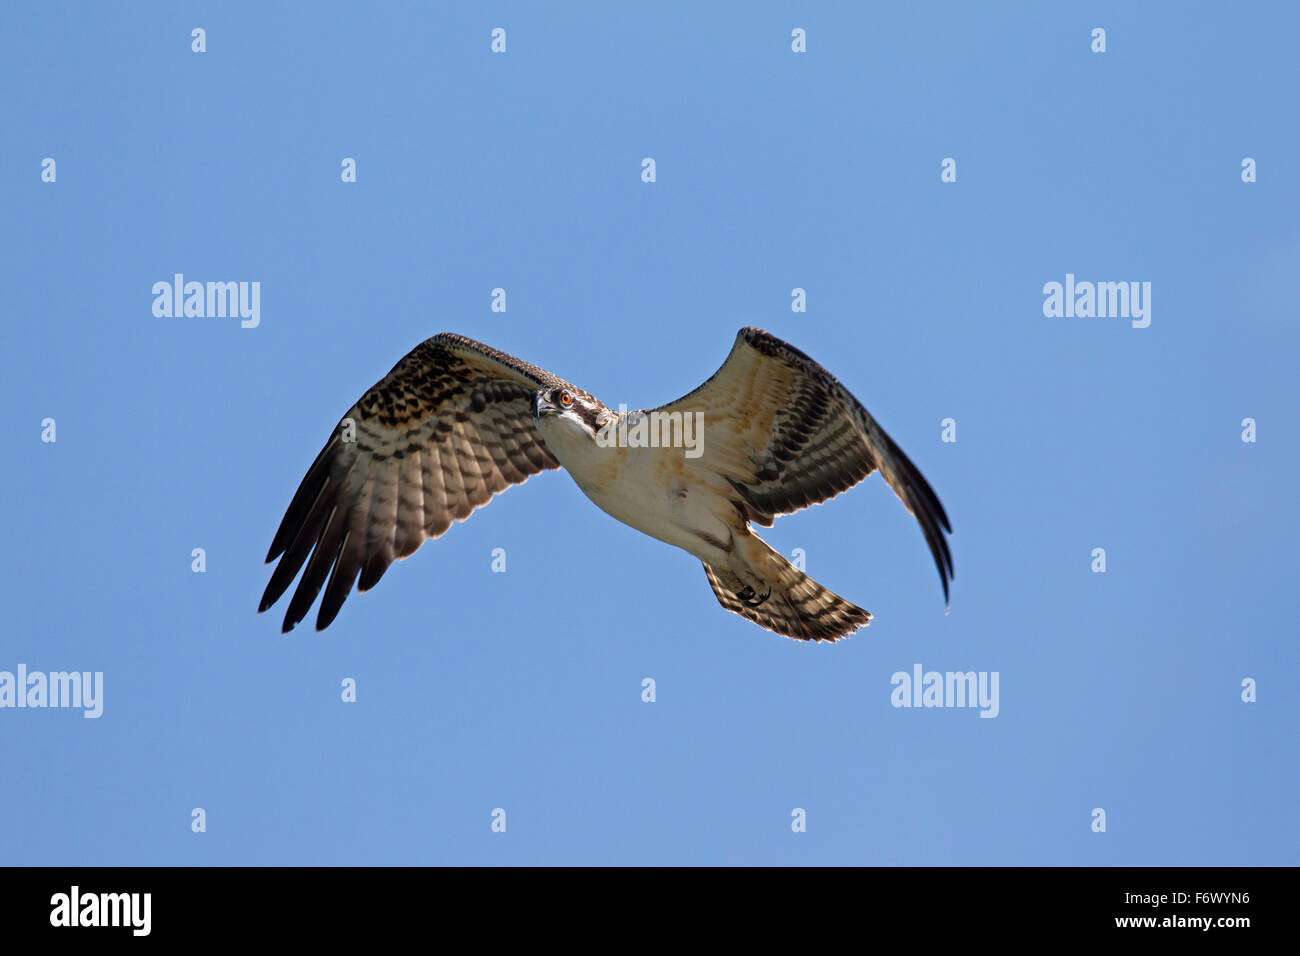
left=259, top=334, right=571, bottom=632
left=261, top=327, right=953, bottom=642
left=702, top=535, right=873, bottom=642
left=653, top=327, right=953, bottom=611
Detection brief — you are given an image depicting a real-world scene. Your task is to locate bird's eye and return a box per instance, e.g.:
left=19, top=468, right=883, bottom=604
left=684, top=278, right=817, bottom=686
left=559, top=391, right=573, bottom=407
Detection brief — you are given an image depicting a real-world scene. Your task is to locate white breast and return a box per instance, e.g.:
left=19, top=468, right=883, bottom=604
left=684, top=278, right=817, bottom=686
left=537, top=414, right=737, bottom=564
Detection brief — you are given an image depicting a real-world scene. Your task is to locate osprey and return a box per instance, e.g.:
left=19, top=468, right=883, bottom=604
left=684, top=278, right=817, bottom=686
left=259, top=328, right=952, bottom=642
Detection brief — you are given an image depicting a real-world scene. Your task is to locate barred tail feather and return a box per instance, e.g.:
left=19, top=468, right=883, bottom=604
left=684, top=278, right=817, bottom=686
left=703, top=538, right=871, bottom=642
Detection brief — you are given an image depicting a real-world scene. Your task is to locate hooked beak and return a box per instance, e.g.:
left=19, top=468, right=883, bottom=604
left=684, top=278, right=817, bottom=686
left=532, top=392, right=555, bottom=424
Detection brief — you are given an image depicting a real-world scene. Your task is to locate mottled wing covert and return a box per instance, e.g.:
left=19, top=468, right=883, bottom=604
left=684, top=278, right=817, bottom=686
left=653, top=327, right=954, bottom=603
left=259, top=333, right=567, bottom=632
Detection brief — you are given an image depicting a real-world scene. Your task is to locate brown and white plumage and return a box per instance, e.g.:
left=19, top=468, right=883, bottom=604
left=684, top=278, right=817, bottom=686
left=652, top=327, right=953, bottom=608
left=259, top=334, right=573, bottom=632
left=260, top=328, right=952, bottom=641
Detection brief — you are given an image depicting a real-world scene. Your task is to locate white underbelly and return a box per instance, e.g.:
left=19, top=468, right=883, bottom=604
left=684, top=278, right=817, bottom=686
left=584, top=471, right=726, bottom=555
left=542, top=424, right=735, bottom=562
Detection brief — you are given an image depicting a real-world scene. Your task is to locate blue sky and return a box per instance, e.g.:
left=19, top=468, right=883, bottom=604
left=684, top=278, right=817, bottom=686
left=1, top=1, right=1295, bottom=865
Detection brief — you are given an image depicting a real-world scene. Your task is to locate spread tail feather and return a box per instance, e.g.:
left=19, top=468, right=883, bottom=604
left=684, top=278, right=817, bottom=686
left=702, top=537, right=871, bottom=642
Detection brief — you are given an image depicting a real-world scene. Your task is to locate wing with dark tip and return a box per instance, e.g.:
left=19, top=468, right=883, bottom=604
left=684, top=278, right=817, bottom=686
left=259, top=333, right=568, bottom=632
left=652, top=327, right=954, bottom=604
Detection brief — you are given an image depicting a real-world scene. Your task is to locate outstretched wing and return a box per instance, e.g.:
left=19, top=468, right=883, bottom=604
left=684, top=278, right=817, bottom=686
left=652, top=327, right=953, bottom=603
left=259, top=333, right=567, bottom=632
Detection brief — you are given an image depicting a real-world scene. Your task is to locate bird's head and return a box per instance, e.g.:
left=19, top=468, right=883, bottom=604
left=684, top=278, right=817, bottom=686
left=532, top=386, right=611, bottom=443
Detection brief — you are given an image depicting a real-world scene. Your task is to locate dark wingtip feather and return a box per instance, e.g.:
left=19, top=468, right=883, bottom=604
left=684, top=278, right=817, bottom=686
left=316, top=531, right=362, bottom=632
left=881, top=433, right=954, bottom=607
left=265, top=434, right=341, bottom=564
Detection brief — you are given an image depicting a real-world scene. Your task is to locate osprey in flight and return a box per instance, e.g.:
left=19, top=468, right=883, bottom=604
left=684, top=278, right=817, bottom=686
left=259, top=328, right=952, bottom=642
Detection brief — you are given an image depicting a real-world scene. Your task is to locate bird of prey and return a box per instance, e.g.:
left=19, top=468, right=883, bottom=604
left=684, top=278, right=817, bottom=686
left=259, top=328, right=952, bottom=642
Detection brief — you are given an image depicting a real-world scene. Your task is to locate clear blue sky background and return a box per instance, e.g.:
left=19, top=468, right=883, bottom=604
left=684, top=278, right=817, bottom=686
left=2, top=2, right=1295, bottom=865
